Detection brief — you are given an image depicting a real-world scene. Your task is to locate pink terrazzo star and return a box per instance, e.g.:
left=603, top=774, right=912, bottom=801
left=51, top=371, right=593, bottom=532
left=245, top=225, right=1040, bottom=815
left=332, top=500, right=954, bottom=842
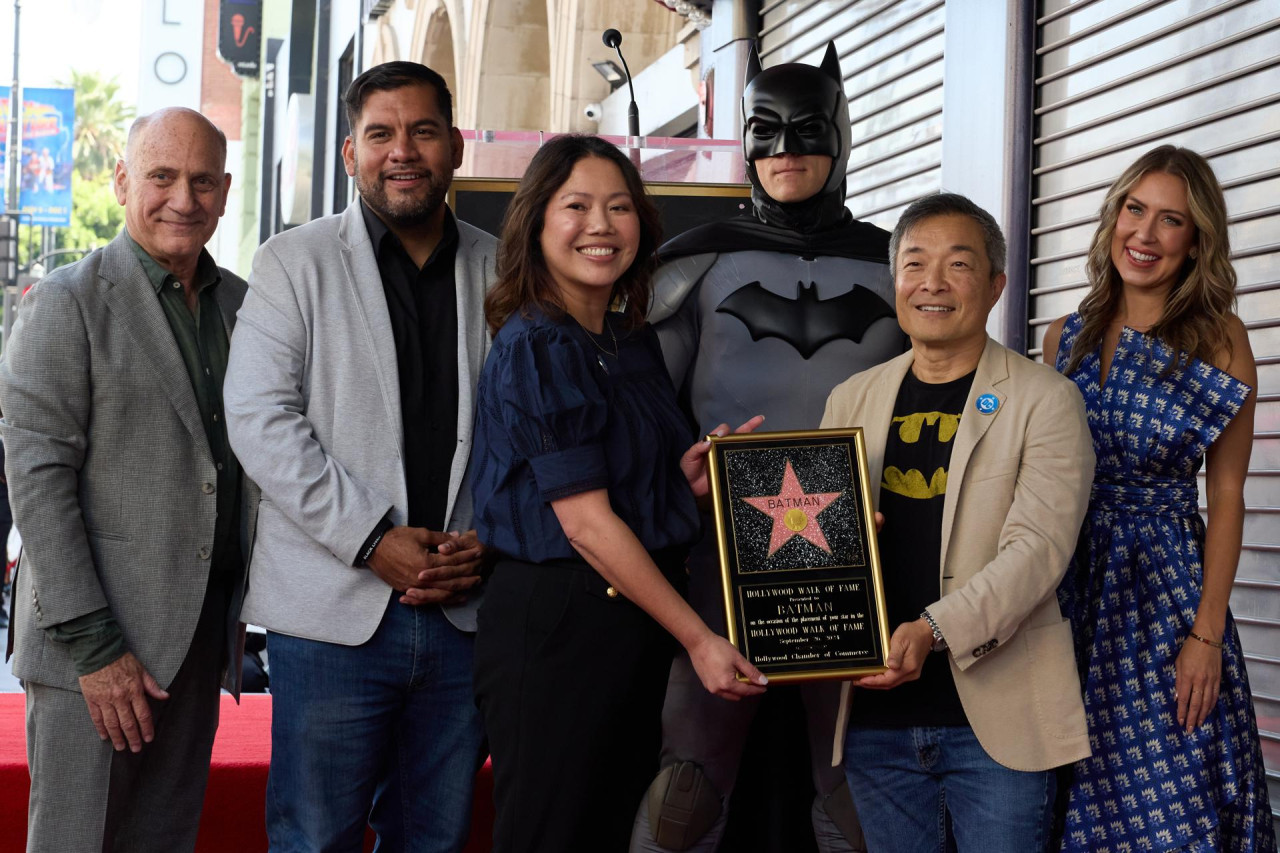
left=741, top=459, right=843, bottom=557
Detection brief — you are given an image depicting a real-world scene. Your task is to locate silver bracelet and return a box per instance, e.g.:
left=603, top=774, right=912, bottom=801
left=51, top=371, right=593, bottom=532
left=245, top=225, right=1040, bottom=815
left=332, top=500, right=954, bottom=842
left=920, top=609, right=948, bottom=652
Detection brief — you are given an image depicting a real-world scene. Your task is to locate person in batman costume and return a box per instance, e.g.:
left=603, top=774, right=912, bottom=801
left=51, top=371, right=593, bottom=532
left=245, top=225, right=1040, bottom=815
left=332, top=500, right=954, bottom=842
left=630, top=43, right=906, bottom=853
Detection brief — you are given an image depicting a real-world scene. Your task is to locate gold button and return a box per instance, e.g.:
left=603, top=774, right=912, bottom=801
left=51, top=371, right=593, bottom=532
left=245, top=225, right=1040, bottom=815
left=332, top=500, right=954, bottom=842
left=202, top=482, right=215, bottom=494
left=198, top=546, right=211, bottom=560
left=606, top=586, right=619, bottom=598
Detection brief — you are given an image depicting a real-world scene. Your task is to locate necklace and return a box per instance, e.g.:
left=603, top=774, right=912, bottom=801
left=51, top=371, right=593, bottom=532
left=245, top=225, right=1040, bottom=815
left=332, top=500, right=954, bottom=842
left=578, top=316, right=619, bottom=372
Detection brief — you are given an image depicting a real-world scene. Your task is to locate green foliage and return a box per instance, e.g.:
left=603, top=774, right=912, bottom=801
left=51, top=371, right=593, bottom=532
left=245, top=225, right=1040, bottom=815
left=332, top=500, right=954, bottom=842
left=66, top=171, right=124, bottom=247
left=57, top=69, right=134, bottom=182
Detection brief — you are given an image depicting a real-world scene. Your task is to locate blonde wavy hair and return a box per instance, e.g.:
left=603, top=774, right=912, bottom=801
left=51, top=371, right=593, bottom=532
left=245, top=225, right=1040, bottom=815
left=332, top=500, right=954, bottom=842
left=1064, top=145, right=1237, bottom=375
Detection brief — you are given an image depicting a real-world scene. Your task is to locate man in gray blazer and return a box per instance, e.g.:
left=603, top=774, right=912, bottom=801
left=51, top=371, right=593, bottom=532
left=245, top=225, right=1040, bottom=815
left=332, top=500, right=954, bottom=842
left=224, top=62, right=495, bottom=852
left=0, top=108, right=251, bottom=852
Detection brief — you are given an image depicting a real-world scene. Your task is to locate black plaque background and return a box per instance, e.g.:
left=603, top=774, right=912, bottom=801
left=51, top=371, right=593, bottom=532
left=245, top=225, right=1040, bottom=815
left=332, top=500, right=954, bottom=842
left=710, top=431, right=887, bottom=681
left=723, top=443, right=865, bottom=574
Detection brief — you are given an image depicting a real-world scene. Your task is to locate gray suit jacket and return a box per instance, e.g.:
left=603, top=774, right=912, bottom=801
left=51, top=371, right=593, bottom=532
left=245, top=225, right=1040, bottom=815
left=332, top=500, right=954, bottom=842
left=225, top=201, right=497, bottom=643
left=0, top=232, right=254, bottom=694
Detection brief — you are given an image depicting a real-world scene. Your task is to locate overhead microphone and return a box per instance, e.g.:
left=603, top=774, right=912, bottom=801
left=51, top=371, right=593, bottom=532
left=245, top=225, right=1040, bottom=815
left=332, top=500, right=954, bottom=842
left=602, top=28, right=640, bottom=137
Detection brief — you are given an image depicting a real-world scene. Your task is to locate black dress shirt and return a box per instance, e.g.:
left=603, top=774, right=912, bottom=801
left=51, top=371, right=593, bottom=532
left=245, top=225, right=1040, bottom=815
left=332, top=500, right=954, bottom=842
left=361, top=200, right=460, bottom=536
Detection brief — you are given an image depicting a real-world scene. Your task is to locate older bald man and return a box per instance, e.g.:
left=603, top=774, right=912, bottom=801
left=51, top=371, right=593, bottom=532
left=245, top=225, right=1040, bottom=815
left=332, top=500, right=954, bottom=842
left=0, top=107, right=254, bottom=852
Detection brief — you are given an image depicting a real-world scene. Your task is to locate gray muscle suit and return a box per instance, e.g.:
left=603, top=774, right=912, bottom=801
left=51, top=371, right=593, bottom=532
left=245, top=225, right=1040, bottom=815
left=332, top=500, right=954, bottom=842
left=632, top=44, right=905, bottom=853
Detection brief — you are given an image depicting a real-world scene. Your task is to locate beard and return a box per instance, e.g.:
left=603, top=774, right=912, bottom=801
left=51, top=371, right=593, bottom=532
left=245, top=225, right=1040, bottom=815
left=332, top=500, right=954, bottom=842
left=354, top=162, right=451, bottom=228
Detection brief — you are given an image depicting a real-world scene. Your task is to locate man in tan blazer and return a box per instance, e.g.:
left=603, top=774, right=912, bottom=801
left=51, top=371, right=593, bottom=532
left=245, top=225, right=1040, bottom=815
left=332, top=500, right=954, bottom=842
left=820, top=193, right=1093, bottom=852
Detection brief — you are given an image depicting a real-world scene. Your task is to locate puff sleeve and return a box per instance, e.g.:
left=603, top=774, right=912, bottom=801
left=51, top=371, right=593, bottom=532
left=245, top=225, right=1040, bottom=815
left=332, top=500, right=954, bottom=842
left=493, top=324, right=610, bottom=502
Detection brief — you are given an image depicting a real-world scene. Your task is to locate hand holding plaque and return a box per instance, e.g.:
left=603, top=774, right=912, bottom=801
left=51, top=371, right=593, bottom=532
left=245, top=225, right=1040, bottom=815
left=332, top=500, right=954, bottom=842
left=706, top=429, right=890, bottom=682
left=680, top=415, right=767, bottom=498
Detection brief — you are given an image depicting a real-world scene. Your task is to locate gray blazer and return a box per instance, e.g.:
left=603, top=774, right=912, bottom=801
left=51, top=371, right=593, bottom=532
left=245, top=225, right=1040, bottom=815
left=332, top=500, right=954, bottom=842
left=0, top=233, right=254, bottom=694
left=225, top=201, right=497, bottom=643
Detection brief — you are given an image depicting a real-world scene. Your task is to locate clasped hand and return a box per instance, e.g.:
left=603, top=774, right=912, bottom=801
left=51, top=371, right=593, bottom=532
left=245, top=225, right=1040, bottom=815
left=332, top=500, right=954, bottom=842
left=367, top=526, right=487, bottom=606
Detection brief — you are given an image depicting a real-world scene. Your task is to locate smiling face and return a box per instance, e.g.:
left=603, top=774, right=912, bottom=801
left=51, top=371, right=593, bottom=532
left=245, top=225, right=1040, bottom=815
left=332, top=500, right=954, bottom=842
left=1109, top=170, right=1197, bottom=298
left=114, top=110, right=230, bottom=271
left=538, top=155, right=640, bottom=315
left=755, top=153, right=833, bottom=204
left=895, top=213, right=1006, bottom=354
left=342, top=83, right=463, bottom=230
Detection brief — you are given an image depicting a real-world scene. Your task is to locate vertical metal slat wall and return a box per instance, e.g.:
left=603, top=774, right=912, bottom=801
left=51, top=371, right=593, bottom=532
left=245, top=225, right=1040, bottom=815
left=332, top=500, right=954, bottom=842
left=756, top=0, right=946, bottom=232
left=1027, top=0, right=1280, bottom=828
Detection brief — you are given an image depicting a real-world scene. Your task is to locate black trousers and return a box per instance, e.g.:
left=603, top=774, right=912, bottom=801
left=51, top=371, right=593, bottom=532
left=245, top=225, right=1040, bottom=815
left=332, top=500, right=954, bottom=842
left=474, top=554, right=684, bottom=853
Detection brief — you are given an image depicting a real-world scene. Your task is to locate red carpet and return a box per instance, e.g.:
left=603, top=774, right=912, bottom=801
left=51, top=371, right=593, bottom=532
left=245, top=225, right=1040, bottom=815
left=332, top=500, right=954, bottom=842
left=0, top=693, right=494, bottom=851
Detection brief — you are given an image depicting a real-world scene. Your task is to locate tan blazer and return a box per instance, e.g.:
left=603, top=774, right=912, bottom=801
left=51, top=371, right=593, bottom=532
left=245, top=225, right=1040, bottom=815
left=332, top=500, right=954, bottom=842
left=820, top=338, right=1094, bottom=772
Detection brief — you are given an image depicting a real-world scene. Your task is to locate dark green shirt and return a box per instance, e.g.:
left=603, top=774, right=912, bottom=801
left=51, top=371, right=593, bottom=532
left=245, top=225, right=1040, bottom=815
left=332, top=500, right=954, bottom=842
left=48, top=233, right=243, bottom=676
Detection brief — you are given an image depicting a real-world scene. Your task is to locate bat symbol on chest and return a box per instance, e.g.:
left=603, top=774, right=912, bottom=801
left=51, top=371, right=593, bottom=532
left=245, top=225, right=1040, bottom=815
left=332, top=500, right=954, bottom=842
left=715, top=280, right=895, bottom=359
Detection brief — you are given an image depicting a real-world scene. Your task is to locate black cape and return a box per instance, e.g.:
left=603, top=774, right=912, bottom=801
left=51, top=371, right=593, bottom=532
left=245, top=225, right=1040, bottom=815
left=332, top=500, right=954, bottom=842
left=658, top=212, right=891, bottom=265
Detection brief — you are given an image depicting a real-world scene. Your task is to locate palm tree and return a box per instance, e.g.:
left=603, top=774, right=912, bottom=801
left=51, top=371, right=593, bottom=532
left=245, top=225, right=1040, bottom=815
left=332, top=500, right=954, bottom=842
left=56, top=69, right=134, bottom=181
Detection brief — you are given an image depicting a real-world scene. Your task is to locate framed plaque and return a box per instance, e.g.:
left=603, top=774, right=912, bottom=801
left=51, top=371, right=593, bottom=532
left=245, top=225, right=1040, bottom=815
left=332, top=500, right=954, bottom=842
left=707, top=429, right=889, bottom=682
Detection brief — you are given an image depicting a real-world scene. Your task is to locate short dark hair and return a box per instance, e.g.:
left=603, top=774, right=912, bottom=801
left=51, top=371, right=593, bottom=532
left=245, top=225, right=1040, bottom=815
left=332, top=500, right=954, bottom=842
left=484, top=135, right=663, bottom=333
left=889, top=192, right=1006, bottom=278
left=344, top=61, right=453, bottom=130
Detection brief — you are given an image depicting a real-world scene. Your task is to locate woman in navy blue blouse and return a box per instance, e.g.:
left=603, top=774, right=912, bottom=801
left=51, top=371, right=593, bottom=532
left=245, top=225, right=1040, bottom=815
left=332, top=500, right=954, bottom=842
left=471, top=135, right=767, bottom=852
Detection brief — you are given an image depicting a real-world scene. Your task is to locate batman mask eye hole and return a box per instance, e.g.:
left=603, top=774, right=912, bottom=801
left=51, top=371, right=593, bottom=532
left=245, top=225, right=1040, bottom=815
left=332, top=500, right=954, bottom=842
left=797, top=120, right=829, bottom=137
left=749, top=123, right=779, bottom=139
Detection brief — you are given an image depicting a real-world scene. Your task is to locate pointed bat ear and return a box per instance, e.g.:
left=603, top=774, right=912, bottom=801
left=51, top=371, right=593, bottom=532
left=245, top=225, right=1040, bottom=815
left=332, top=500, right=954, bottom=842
left=820, top=41, right=842, bottom=82
left=745, top=43, right=762, bottom=87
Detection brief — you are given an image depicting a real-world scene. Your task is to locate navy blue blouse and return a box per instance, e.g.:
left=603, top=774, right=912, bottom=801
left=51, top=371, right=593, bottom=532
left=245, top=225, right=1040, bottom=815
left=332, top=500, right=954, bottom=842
left=472, top=307, right=701, bottom=563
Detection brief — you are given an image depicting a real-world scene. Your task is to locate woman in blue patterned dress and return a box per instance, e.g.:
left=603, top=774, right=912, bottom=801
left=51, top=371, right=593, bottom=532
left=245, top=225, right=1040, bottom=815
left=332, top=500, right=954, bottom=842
left=1043, top=145, right=1272, bottom=852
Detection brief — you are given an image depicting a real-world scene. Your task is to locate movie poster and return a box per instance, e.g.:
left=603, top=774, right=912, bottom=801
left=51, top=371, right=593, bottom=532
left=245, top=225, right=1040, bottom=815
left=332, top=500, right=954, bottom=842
left=0, top=87, right=75, bottom=227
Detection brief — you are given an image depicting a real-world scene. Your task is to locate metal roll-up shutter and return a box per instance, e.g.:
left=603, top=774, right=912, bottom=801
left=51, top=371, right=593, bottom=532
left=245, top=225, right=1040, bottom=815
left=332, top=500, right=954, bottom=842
left=1028, top=0, right=1280, bottom=829
left=757, top=0, right=946, bottom=230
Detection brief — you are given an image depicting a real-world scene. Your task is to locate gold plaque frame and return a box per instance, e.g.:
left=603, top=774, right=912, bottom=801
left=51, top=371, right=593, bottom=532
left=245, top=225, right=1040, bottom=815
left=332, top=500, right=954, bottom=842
left=707, top=428, right=890, bottom=683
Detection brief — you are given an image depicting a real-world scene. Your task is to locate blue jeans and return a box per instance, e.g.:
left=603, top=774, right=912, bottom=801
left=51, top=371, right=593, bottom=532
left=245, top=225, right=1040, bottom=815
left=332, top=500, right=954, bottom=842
left=843, top=726, right=1055, bottom=853
left=265, top=597, right=486, bottom=853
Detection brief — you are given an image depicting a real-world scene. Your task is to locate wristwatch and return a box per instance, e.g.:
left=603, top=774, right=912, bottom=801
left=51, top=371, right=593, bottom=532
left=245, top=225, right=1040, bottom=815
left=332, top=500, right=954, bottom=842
left=920, top=610, right=948, bottom=652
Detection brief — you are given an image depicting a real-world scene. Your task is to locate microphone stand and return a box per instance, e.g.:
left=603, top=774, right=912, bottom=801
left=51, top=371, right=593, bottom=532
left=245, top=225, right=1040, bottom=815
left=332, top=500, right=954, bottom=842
left=602, top=29, right=640, bottom=138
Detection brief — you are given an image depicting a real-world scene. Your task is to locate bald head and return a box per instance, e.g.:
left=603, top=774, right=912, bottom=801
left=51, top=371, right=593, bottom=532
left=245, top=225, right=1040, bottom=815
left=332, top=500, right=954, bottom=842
left=125, top=108, right=228, bottom=171
left=114, top=107, right=232, bottom=278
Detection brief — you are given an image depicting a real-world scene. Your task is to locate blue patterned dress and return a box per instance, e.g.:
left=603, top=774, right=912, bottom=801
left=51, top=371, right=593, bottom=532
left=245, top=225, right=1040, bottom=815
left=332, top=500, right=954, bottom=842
left=1055, top=313, right=1273, bottom=852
